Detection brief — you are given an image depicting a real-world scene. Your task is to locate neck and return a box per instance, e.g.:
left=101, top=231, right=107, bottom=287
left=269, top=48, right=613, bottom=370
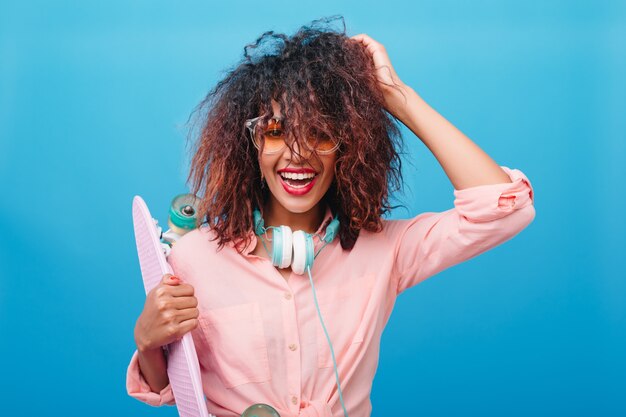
left=262, top=197, right=325, bottom=234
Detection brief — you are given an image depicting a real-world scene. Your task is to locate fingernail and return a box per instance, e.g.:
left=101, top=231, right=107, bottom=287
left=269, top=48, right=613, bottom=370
left=170, top=276, right=180, bottom=282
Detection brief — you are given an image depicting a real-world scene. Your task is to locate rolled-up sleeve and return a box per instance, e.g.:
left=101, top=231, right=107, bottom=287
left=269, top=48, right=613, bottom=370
left=126, top=349, right=176, bottom=406
left=394, top=166, right=536, bottom=295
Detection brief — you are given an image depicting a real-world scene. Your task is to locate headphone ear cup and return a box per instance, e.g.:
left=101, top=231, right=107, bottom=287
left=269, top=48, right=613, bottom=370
left=292, top=231, right=315, bottom=275
left=278, top=226, right=293, bottom=268
left=271, top=226, right=293, bottom=268
left=291, top=231, right=306, bottom=275
left=270, top=226, right=284, bottom=267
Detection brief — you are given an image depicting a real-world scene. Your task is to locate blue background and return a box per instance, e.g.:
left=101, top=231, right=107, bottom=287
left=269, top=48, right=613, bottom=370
left=1, top=0, right=624, bottom=416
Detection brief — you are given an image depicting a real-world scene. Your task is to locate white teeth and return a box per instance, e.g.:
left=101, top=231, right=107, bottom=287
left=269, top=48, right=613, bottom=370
left=284, top=181, right=310, bottom=189
left=279, top=172, right=316, bottom=180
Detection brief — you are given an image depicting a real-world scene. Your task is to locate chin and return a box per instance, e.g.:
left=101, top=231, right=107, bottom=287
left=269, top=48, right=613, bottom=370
left=277, top=195, right=321, bottom=214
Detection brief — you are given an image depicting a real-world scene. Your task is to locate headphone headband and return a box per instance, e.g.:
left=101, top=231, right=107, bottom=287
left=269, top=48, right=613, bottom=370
left=252, top=208, right=339, bottom=242
left=253, top=209, right=266, bottom=236
left=322, top=217, right=340, bottom=243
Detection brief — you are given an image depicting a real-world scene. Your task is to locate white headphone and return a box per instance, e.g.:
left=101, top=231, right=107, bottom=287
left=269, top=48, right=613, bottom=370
left=252, top=209, right=340, bottom=275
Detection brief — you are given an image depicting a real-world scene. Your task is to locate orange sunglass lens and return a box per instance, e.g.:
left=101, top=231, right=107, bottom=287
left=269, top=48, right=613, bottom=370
left=305, top=128, right=339, bottom=153
left=260, top=119, right=286, bottom=151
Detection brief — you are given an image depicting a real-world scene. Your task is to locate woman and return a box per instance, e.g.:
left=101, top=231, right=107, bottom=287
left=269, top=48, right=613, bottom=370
left=126, top=17, right=536, bottom=417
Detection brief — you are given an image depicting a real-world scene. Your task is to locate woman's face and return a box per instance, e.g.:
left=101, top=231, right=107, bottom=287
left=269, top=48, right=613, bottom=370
left=258, top=100, right=337, bottom=215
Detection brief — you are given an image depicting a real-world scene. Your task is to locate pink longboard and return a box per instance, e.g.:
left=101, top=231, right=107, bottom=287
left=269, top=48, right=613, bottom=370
left=132, top=195, right=215, bottom=417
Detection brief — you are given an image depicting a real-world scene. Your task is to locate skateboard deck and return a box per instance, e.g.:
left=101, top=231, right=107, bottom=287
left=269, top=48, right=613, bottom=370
left=132, top=195, right=214, bottom=417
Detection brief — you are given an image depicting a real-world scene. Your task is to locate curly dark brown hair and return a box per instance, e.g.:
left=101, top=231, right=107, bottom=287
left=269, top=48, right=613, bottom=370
left=185, top=16, right=404, bottom=251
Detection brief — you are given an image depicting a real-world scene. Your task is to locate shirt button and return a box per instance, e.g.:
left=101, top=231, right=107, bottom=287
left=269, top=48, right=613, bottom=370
left=283, top=292, right=292, bottom=300
left=291, top=396, right=298, bottom=405
left=288, top=343, right=297, bottom=351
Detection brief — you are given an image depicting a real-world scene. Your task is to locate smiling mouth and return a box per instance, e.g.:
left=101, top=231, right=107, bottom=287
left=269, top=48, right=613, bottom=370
left=278, top=171, right=317, bottom=188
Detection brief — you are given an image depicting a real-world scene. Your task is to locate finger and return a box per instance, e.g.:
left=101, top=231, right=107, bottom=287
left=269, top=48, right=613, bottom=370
left=352, top=36, right=381, bottom=58
left=351, top=33, right=377, bottom=46
left=167, top=283, right=195, bottom=297
left=351, top=33, right=369, bottom=41
left=176, top=318, right=199, bottom=337
left=170, top=295, right=198, bottom=310
left=351, top=35, right=369, bottom=47
left=162, top=274, right=181, bottom=286
left=175, top=307, right=200, bottom=323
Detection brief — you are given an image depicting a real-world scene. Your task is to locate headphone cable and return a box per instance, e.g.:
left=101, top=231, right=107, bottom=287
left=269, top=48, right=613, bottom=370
left=306, top=265, right=350, bottom=417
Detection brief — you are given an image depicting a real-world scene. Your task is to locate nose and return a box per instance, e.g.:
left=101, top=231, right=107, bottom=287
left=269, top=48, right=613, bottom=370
left=283, top=135, right=312, bottom=163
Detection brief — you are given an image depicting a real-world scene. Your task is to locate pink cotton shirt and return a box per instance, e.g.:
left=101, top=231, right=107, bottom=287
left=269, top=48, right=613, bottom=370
left=127, top=165, right=536, bottom=417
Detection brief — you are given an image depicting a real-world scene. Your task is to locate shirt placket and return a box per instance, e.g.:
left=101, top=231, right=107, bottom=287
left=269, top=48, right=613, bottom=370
left=281, top=274, right=303, bottom=414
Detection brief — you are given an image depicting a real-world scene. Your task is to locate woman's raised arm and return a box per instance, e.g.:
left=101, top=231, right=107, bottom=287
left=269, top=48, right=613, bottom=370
left=352, top=33, right=513, bottom=190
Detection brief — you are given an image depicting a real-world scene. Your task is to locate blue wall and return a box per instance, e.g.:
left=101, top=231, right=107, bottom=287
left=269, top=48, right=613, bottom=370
left=1, top=1, right=624, bottom=416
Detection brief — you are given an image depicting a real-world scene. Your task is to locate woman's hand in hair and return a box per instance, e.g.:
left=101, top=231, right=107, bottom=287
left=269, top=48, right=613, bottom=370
left=350, top=33, right=411, bottom=118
